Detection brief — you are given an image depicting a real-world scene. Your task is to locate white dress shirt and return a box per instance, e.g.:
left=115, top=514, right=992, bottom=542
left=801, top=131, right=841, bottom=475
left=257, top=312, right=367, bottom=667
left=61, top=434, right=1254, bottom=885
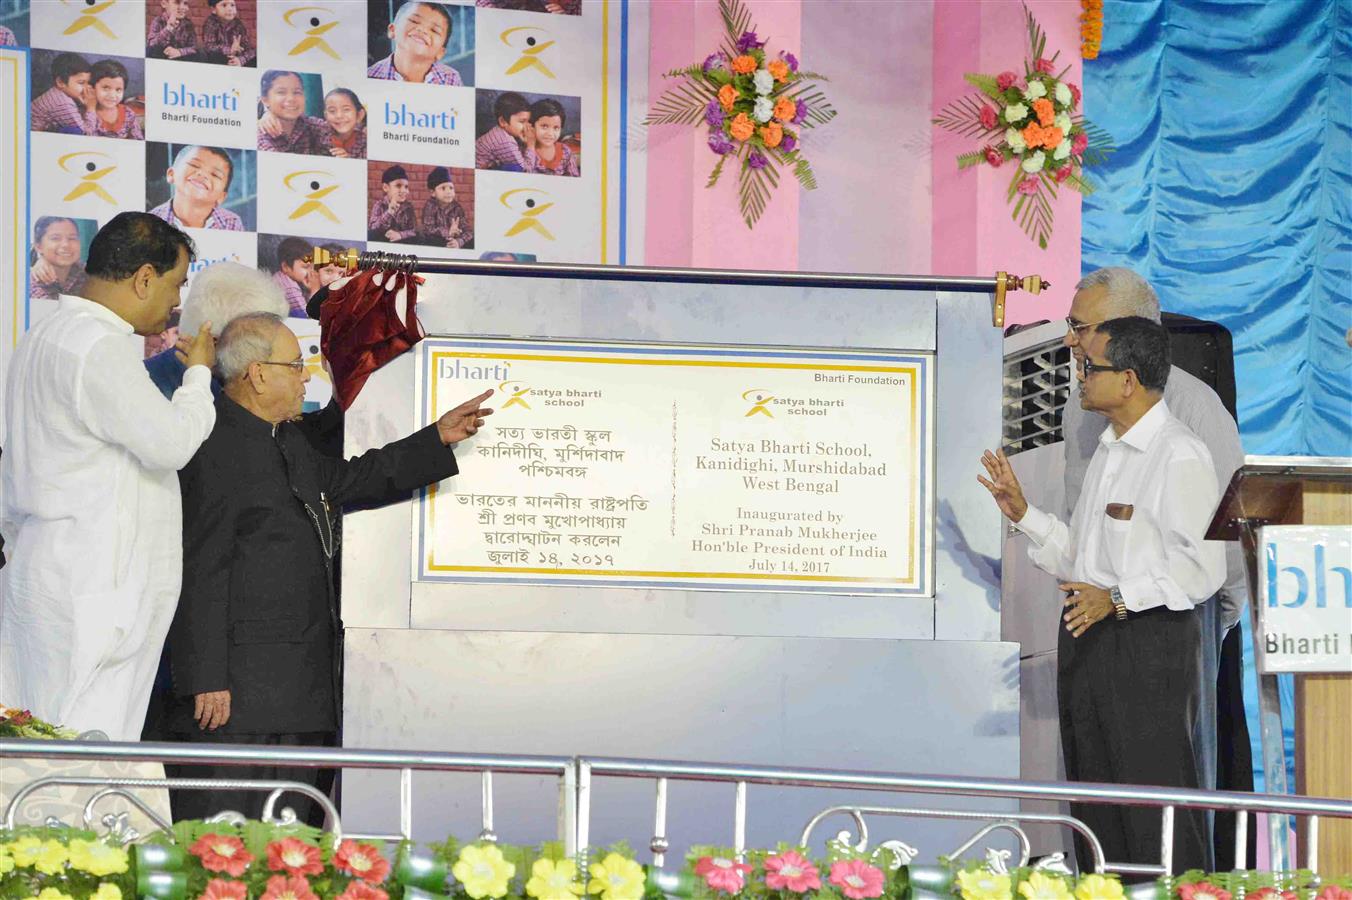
left=0, top=295, right=215, bottom=739
left=1065, top=366, right=1247, bottom=626
left=1020, top=399, right=1226, bottom=613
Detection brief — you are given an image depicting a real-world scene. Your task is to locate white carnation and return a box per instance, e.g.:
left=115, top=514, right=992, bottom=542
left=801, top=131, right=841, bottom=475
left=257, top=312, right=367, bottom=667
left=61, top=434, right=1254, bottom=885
left=1054, top=138, right=1072, bottom=161
left=752, top=69, right=774, bottom=96
left=1004, top=103, right=1028, bottom=123
left=753, top=96, right=774, bottom=123
left=1021, top=150, right=1046, bottom=173
left=1023, top=80, right=1047, bottom=100
left=1054, top=82, right=1072, bottom=106
left=1055, top=112, right=1072, bottom=134
left=1005, top=127, right=1027, bottom=152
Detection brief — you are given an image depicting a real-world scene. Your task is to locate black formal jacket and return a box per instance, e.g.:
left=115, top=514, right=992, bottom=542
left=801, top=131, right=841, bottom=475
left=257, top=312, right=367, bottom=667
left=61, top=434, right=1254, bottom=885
left=166, top=393, right=457, bottom=734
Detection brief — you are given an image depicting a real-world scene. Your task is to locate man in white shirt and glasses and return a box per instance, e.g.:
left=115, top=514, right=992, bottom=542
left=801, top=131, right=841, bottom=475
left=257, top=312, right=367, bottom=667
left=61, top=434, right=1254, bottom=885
left=979, top=316, right=1226, bottom=873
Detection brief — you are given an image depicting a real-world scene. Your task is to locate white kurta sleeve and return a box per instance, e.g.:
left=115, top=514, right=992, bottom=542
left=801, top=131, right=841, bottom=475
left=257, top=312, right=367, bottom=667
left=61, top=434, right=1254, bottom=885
left=1015, top=502, right=1077, bottom=581
left=77, top=336, right=216, bottom=471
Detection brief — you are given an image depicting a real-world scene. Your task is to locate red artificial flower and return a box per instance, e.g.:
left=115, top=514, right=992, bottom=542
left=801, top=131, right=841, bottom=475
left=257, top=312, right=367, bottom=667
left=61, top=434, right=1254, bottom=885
left=1178, top=883, right=1232, bottom=900
left=199, top=879, right=248, bottom=900
left=763, top=852, right=821, bottom=893
left=984, top=146, right=1004, bottom=168
left=1247, top=889, right=1297, bottom=900
left=267, top=838, right=325, bottom=877
left=1017, top=177, right=1040, bottom=195
left=979, top=105, right=998, bottom=129
left=336, top=883, right=389, bottom=900
left=1072, top=131, right=1089, bottom=156
left=190, top=835, right=255, bottom=877
left=996, top=71, right=1019, bottom=91
left=827, top=860, right=884, bottom=900
left=694, top=856, right=753, bottom=894
left=261, top=875, right=320, bottom=900
left=1055, top=165, right=1073, bottom=183
left=10, top=710, right=33, bottom=725
left=333, top=840, right=390, bottom=885
left=1068, top=82, right=1082, bottom=106
left=1035, top=57, right=1056, bottom=74
left=1313, top=888, right=1352, bottom=900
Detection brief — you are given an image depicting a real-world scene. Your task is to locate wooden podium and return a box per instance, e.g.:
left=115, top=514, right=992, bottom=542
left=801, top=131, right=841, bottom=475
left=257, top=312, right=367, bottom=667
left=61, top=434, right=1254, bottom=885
left=1208, top=456, right=1352, bottom=874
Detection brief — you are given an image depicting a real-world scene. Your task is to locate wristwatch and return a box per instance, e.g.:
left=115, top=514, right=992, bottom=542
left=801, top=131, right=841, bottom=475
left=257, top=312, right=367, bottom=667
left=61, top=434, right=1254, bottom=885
left=1109, top=586, right=1128, bottom=621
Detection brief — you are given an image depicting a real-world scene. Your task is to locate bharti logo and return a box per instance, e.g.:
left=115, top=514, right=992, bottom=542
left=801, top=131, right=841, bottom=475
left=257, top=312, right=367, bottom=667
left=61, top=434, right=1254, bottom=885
left=742, top=388, right=775, bottom=418
left=61, top=0, right=117, bottom=40
left=383, top=100, right=457, bottom=130
left=284, top=6, right=341, bottom=60
left=189, top=252, right=241, bottom=274
left=500, top=26, right=555, bottom=78
left=283, top=170, right=341, bottom=222
left=58, top=151, right=118, bottom=204
left=499, top=380, right=532, bottom=410
left=163, top=83, right=240, bottom=111
left=499, top=188, right=554, bottom=240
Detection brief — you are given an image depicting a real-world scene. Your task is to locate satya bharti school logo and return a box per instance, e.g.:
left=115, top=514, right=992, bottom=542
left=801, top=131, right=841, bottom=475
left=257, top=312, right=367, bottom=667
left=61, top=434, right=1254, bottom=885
left=59, top=151, right=118, bottom=204
left=284, top=6, right=341, bottom=60
left=61, top=0, right=118, bottom=39
left=499, top=188, right=554, bottom=240
left=743, top=388, right=775, bottom=418
left=500, top=26, right=555, bottom=78
left=283, top=170, right=341, bottom=223
left=499, top=381, right=532, bottom=410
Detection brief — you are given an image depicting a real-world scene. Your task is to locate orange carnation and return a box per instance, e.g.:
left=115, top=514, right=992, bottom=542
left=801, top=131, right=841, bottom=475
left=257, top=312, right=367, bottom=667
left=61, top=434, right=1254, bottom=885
left=1033, top=97, right=1055, bottom=126
left=766, top=59, right=790, bottom=82
left=729, top=112, right=755, bottom=142
left=730, top=54, right=757, bottom=75
left=717, top=83, right=738, bottom=111
left=773, top=96, right=796, bottom=122
left=1043, top=126, right=1065, bottom=148
left=758, top=121, right=784, bottom=148
left=1021, top=123, right=1048, bottom=149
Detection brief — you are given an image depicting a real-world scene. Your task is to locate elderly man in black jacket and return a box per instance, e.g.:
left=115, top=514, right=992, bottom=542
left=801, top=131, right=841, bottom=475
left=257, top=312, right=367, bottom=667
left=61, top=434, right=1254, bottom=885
left=165, top=312, right=491, bottom=824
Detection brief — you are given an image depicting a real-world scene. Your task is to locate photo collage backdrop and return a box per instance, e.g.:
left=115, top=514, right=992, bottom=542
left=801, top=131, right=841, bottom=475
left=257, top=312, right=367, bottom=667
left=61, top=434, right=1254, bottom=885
left=10, top=0, right=606, bottom=352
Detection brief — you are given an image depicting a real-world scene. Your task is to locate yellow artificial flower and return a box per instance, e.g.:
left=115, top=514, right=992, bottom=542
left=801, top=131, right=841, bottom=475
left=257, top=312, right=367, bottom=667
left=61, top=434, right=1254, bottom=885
left=68, top=840, right=130, bottom=877
left=526, top=858, right=585, bottom=900
left=34, top=839, right=70, bottom=876
left=586, top=853, right=645, bottom=900
left=9, top=836, right=44, bottom=867
left=92, top=885, right=123, bottom=900
left=957, top=870, right=1013, bottom=900
left=451, top=844, right=517, bottom=900
left=37, top=889, right=75, bottom=900
left=1019, top=873, right=1073, bottom=900
left=0, top=846, right=14, bottom=875
left=1074, top=875, right=1125, bottom=900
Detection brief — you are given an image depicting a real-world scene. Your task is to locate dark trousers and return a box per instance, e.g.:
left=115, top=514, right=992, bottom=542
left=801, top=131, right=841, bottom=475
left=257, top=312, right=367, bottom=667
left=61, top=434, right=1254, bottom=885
left=1214, top=623, right=1256, bottom=869
left=1057, top=605, right=1211, bottom=874
left=166, top=730, right=337, bottom=828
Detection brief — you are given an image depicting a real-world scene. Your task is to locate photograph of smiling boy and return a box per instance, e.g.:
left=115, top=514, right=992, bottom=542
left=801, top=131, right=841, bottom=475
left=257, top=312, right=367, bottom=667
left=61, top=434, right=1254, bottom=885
left=29, top=51, right=92, bottom=135
left=367, top=1, right=475, bottom=87
left=474, top=90, right=581, bottom=174
left=366, top=161, right=475, bottom=251
left=146, top=143, right=257, bottom=231
left=28, top=215, right=96, bottom=301
left=257, top=69, right=330, bottom=156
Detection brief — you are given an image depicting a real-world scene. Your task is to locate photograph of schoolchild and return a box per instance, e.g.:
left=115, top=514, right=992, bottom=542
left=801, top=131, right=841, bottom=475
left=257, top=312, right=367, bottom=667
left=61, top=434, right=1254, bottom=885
left=475, top=0, right=579, bottom=15
left=323, top=87, right=368, bottom=158
left=259, top=234, right=363, bottom=317
left=146, top=143, right=256, bottom=231
left=28, top=216, right=96, bottom=301
left=475, top=90, right=582, bottom=175
left=367, top=1, right=474, bottom=87
left=0, top=0, right=29, bottom=47
left=316, top=243, right=352, bottom=287
left=146, top=0, right=257, bottom=65
left=256, top=69, right=331, bottom=156
left=366, top=161, right=476, bottom=249
left=30, top=51, right=145, bottom=138
left=479, top=251, right=537, bottom=262
left=366, top=162, right=413, bottom=243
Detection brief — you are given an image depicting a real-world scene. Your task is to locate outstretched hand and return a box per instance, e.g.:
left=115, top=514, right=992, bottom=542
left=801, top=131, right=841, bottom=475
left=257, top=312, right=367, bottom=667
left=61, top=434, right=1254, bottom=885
left=436, top=389, right=494, bottom=445
left=976, top=448, right=1029, bottom=523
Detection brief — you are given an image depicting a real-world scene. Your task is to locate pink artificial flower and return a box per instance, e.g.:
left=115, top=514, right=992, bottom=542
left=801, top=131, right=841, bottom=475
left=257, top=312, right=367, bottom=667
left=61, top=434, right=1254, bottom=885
left=199, top=880, right=248, bottom=900
left=261, top=875, right=320, bottom=900
left=996, top=71, right=1019, bottom=91
left=763, top=852, right=821, bottom=893
left=336, top=883, right=389, bottom=900
left=1314, top=888, right=1352, bottom=900
left=985, top=146, right=1004, bottom=168
left=828, top=860, right=884, bottom=900
left=694, top=856, right=752, bottom=894
left=333, top=840, right=390, bottom=885
left=1247, top=889, right=1298, bottom=900
left=190, top=835, right=255, bottom=878
left=1072, top=131, right=1089, bottom=156
left=1055, top=165, right=1072, bottom=183
left=1178, top=883, right=1232, bottom=900
left=1017, top=177, right=1040, bottom=195
left=1068, top=83, right=1082, bottom=107
left=1035, top=57, right=1056, bottom=74
left=979, top=105, right=998, bottom=129
left=267, top=838, right=325, bottom=877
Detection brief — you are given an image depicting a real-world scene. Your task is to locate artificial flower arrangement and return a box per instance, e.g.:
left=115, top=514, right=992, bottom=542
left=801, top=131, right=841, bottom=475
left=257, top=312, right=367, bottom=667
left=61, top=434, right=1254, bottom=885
left=932, top=5, right=1114, bottom=250
left=0, top=704, right=78, bottom=739
left=645, top=0, right=837, bottom=229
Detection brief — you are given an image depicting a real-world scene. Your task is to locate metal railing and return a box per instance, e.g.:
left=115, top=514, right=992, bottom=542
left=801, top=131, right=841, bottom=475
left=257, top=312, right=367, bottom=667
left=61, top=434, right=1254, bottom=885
left=4, top=740, right=1350, bottom=876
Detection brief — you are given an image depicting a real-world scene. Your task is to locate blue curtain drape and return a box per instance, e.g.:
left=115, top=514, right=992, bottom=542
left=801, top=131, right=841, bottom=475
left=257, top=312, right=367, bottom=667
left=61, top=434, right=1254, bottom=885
left=1082, top=0, right=1352, bottom=792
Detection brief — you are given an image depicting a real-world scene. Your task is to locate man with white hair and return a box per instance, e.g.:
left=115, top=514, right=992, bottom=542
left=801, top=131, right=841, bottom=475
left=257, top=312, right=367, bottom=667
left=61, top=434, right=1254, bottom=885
left=145, top=260, right=290, bottom=399
left=1061, top=266, right=1248, bottom=867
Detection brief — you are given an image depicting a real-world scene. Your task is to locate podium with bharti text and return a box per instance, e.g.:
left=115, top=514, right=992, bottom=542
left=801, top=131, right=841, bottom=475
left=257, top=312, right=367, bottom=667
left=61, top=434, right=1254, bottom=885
left=1208, top=456, right=1352, bottom=874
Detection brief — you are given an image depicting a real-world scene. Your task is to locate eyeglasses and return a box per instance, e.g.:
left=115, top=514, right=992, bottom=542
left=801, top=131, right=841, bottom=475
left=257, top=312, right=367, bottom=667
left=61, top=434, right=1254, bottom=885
left=1065, top=316, right=1103, bottom=337
left=258, top=358, right=305, bottom=372
left=1079, top=357, right=1130, bottom=377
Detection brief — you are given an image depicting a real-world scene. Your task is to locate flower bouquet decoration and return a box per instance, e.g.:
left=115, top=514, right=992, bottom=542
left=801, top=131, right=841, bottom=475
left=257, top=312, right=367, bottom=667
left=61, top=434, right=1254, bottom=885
left=932, top=5, right=1114, bottom=249
left=0, top=704, right=78, bottom=739
left=646, top=0, right=837, bottom=229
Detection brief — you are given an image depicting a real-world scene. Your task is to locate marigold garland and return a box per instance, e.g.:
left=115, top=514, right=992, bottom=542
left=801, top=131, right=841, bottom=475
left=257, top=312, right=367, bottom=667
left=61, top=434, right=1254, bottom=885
left=1080, top=0, right=1104, bottom=59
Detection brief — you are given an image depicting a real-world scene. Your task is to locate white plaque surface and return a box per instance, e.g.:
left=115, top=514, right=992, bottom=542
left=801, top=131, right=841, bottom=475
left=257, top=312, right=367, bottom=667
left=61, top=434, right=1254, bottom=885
left=1257, top=524, right=1352, bottom=673
left=415, top=337, right=934, bottom=596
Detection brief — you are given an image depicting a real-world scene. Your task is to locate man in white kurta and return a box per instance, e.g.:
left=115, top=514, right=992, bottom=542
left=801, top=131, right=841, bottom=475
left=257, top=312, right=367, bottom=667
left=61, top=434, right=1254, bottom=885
left=1, top=212, right=216, bottom=740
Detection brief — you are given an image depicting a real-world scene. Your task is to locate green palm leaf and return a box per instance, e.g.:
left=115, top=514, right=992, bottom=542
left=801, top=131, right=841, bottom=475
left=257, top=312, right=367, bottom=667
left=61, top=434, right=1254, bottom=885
left=933, top=93, right=1003, bottom=138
